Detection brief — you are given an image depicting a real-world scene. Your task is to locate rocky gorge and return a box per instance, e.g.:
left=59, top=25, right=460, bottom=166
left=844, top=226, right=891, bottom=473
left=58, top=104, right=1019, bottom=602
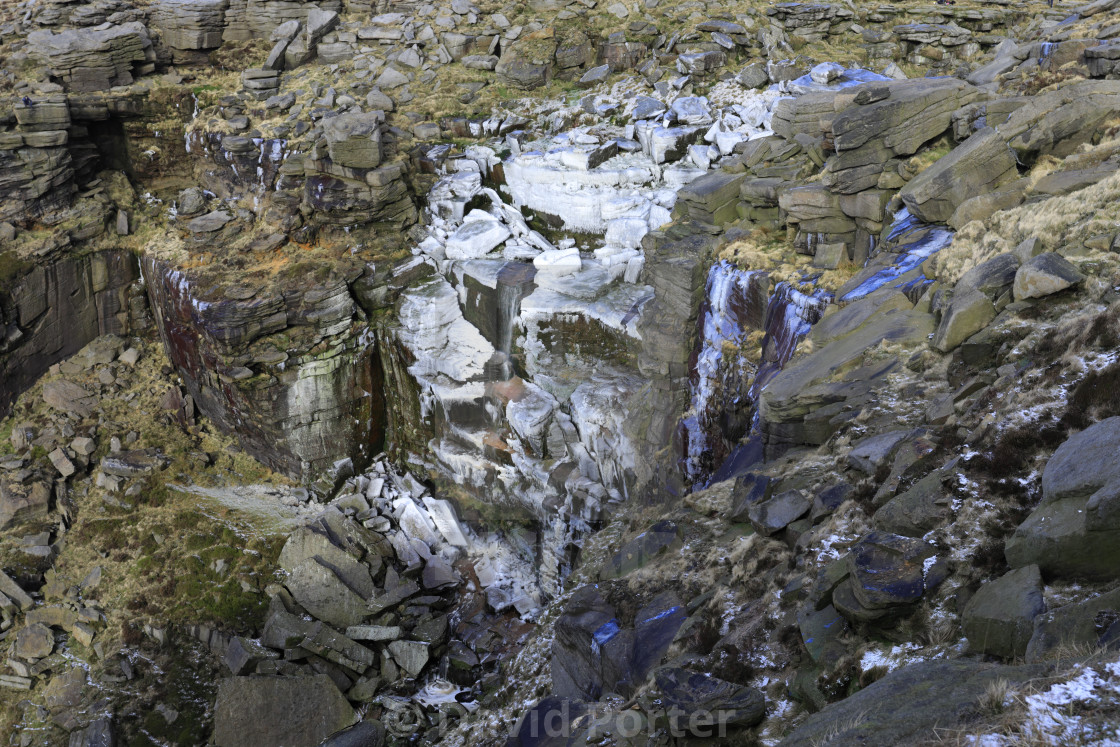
left=3, top=0, right=1120, bottom=744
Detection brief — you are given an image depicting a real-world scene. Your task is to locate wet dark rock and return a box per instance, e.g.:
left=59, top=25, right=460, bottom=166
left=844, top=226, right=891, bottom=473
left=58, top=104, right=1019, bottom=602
left=507, top=697, right=590, bottom=747
left=843, top=531, right=940, bottom=614
left=649, top=667, right=766, bottom=729
left=552, top=585, right=686, bottom=701
left=317, top=720, right=385, bottom=747
left=798, top=604, right=848, bottom=664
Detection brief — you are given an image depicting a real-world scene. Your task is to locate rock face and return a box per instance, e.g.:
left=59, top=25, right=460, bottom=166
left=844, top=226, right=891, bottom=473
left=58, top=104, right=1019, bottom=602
left=28, top=23, right=154, bottom=92
left=552, top=585, right=687, bottom=700
left=1, top=250, right=139, bottom=421
left=212, top=675, right=357, bottom=747
left=1013, top=253, right=1084, bottom=300
left=152, top=0, right=229, bottom=61
left=142, top=255, right=386, bottom=481
left=760, top=300, right=934, bottom=452
left=1006, top=418, right=1120, bottom=580
left=900, top=128, right=1018, bottom=223
left=780, top=660, right=1045, bottom=746
left=963, top=565, right=1046, bottom=659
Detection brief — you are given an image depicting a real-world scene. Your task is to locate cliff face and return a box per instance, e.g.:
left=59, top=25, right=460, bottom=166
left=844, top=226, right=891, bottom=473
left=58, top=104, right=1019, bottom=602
left=0, top=249, right=139, bottom=420
left=142, top=254, right=386, bottom=481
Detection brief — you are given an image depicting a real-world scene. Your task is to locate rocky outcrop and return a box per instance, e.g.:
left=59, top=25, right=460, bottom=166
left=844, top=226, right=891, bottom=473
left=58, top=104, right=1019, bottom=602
left=901, top=127, right=1018, bottom=223
left=825, top=78, right=982, bottom=195
left=963, top=565, right=1047, bottom=659
left=28, top=23, right=155, bottom=93
left=780, top=659, right=1046, bottom=746
left=760, top=293, right=934, bottom=452
left=152, top=0, right=229, bottom=62
left=142, top=255, right=385, bottom=481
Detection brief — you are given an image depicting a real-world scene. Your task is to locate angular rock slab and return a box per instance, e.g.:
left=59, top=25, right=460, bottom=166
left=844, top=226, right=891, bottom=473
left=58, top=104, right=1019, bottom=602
left=650, top=667, right=766, bottom=728
left=285, top=558, right=370, bottom=629
left=212, top=675, right=357, bottom=747
left=1013, top=252, right=1084, bottom=300
left=1007, top=417, right=1120, bottom=580
left=779, top=659, right=1046, bottom=746
left=963, top=565, right=1046, bottom=659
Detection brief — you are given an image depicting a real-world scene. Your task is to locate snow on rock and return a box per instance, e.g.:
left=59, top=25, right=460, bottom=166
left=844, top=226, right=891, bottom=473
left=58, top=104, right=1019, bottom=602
left=397, top=278, right=495, bottom=382
left=533, top=248, right=582, bottom=276
left=444, top=219, right=511, bottom=260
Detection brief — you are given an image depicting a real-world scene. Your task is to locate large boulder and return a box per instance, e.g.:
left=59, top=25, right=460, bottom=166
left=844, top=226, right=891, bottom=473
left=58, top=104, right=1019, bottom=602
left=931, top=290, right=996, bottom=353
left=1013, top=253, right=1084, bottom=300
left=1006, top=417, right=1120, bottom=580
left=496, top=34, right=556, bottom=90
left=900, top=128, right=1019, bottom=223
left=873, top=469, right=953, bottom=537
left=779, top=659, right=1046, bottom=746
left=824, top=78, right=982, bottom=194
left=552, top=585, right=686, bottom=701
left=963, top=565, right=1047, bottom=659
left=285, top=558, right=370, bottom=628
left=0, top=481, right=51, bottom=530
left=213, top=675, right=357, bottom=747
left=999, top=80, right=1120, bottom=160
left=1027, top=586, right=1120, bottom=662
left=760, top=305, right=934, bottom=451
left=321, top=112, right=383, bottom=170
